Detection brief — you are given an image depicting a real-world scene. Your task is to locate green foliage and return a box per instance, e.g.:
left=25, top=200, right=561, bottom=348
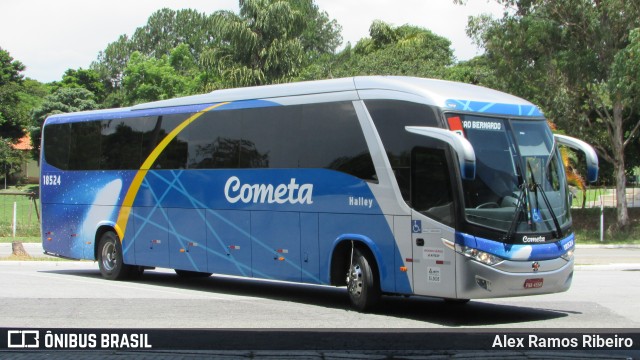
left=445, top=56, right=499, bottom=87
left=92, top=8, right=216, bottom=90
left=0, top=47, right=25, bottom=86
left=0, top=47, right=28, bottom=141
left=57, top=68, right=106, bottom=102
left=122, top=51, right=196, bottom=105
left=205, top=0, right=306, bottom=87
left=571, top=207, right=640, bottom=244
left=288, top=0, right=342, bottom=56
left=30, top=87, right=99, bottom=159
left=93, top=34, right=132, bottom=89
left=0, top=48, right=44, bottom=184
left=0, top=190, right=40, bottom=237
left=0, top=140, right=26, bottom=185
left=90, top=2, right=342, bottom=93
left=303, top=21, right=454, bottom=80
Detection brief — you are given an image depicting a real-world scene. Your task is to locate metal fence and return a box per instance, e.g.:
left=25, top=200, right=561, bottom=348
left=571, top=186, right=639, bottom=209
left=0, top=192, right=40, bottom=237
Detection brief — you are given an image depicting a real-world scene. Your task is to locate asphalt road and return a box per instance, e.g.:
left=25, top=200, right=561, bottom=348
left=1, top=246, right=638, bottom=358
left=0, top=248, right=639, bottom=329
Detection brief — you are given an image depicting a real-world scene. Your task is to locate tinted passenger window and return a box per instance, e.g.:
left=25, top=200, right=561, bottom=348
left=366, top=100, right=441, bottom=202
left=188, top=102, right=376, bottom=181
left=188, top=110, right=241, bottom=169
left=68, top=122, right=101, bottom=170
left=43, top=123, right=72, bottom=170
left=153, top=114, right=189, bottom=169
left=412, top=147, right=454, bottom=226
left=300, top=103, right=376, bottom=181
left=241, top=106, right=300, bottom=168
left=43, top=102, right=377, bottom=182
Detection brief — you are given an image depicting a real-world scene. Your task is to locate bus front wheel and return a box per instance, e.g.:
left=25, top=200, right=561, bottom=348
left=97, top=231, right=134, bottom=280
left=347, top=248, right=381, bottom=312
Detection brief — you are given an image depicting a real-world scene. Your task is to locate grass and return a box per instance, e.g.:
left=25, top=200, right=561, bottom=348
left=571, top=187, right=610, bottom=208
left=571, top=207, right=640, bottom=244
left=0, top=255, right=70, bottom=261
left=0, top=236, right=40, bottom=243
left=0, top=185, right=40, bottom=237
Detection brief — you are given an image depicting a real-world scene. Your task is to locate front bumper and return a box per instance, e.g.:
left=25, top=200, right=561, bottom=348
left=456, top=255, right=574, bottom=299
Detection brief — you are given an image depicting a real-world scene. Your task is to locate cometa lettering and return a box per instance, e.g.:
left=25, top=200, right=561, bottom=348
left=522, top=236, right=546, bottom=243
left=224, top=176, right=313, bottom=205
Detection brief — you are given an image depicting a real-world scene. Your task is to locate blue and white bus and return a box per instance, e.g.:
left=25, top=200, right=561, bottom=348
left=40, top=76, right=598, bottom=311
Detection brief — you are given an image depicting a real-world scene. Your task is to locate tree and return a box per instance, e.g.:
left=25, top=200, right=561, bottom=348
left=92, top=8, right=216, bottom=93
left=288, top=0, right=342, bottom=56
left=0, top=47, right=34, bottom=183
left=131, top=8, right=212, bottom=58
left=91, top=2, right=342, bottom=93
left=0, top=140, right=25, bottom=187
left=57, top=68, right=107, bottom=102
left=445, top=55, right=499, bottom=88
left=464, top=0, right=640, bottom=231
left=304, top=21, right=454, bottom=80
left=121, top=51, right=196, bottom=105
left=30, top=88, right=99, bottom=159
left=92, top=34, right=132, bottom=90
left=0, top=47, right=27, bottom=141
left=204, top=0, right=306, bottom=87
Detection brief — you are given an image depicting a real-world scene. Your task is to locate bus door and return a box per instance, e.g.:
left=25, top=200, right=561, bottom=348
left=409, top=147, right=457, bottom=298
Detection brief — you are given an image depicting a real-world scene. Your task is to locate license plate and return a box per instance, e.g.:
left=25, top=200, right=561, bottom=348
left=524, top=278, right=543, bottom=289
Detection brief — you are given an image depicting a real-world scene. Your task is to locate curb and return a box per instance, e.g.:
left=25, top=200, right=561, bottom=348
left=576, top=244, right=640, bottom=249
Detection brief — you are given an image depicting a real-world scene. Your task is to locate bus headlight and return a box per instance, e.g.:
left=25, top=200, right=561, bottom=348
left=561, top=248, right=574, bottom=261
left=457, top=246, right=504, bottom=266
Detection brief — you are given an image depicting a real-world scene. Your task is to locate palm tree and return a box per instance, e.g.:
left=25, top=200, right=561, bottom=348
left=202, top=0, right=305, bottom=88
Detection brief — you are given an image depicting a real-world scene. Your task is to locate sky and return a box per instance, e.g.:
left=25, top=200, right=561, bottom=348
left=0, top=0, right=505, bottom=83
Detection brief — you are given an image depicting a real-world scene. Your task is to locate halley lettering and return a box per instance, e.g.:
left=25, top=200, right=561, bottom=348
left=224, top=176, right=313, bottom=205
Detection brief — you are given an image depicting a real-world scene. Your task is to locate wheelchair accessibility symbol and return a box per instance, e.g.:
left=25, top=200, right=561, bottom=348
left=412, top=220, right=422, bottom=234
left=532, top=208, right=542, bottom=223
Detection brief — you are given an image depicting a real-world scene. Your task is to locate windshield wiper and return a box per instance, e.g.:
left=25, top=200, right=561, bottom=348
left=503, top=183, right=528, bottom=243
left=527, top=160, right=564, bottom=238
left=503, top=159, right=531, bottom=242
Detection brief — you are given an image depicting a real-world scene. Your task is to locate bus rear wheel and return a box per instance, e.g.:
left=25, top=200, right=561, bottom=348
left=346, top=248, right=381, bottom=312
left=97, top=231, right=134, bottom=280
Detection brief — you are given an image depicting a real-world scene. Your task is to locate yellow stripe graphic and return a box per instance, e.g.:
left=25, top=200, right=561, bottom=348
left=115, top=102, right=229, bottom=240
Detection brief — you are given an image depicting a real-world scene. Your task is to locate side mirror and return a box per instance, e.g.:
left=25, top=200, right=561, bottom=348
left=554, top=134, right=599, bottom=183
left=405, top=126, right=476, bottom=180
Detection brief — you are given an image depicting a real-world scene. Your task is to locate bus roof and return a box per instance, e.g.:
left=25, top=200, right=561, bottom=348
left=133, top=76, right=541, bottom=114
left=46, top=76, right=543, bottom=122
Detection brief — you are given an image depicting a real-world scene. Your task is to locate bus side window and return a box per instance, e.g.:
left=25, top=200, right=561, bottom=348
left=301, top=102, right=377, bottom=182
left=154, top=114, right=189, bottom=169
left=69, top=122, right=101, bottom=170
left=411, top=147, right=454, bottom=227
left=365, top=100, right=440, bottom=202
left=43, top=123, right=72, bottom=170
left=187, top=110, right=242, bottom=169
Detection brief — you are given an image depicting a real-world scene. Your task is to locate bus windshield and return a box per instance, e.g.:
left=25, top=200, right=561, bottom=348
left=453, top=115, right=570, bottom=241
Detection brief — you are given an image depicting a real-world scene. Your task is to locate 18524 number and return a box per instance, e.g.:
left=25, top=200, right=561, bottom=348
left=43, top=174, right=61, bottom=186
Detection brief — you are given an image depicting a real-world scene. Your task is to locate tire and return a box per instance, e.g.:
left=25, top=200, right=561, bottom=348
left=97, top=231, right=134, bottom=280
left=346, top=248, right=381, bottom=312
left=175, top=269, right=212, bottom=278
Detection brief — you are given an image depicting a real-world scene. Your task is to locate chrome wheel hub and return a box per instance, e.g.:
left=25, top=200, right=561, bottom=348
left=102, top=242, right=117, bottom=271
left=347, top=264, right=363, bottom=298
